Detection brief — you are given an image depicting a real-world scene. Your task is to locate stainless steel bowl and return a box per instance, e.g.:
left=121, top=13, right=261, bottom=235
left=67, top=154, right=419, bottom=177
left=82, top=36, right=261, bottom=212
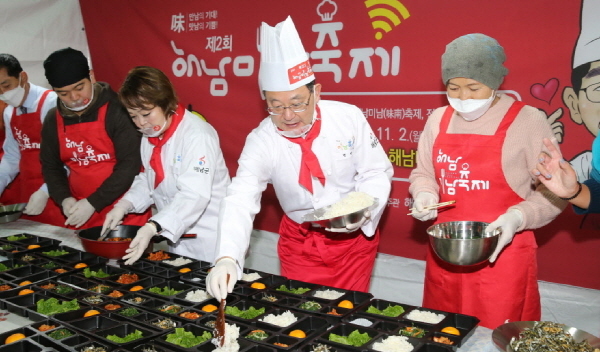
left=427, top=221, right=501, bottom=266
left=0, top=203, right=26, bottom=224
left=302, top=198, right=378, bottom=229
left=492, top=321, right=600, bottom=352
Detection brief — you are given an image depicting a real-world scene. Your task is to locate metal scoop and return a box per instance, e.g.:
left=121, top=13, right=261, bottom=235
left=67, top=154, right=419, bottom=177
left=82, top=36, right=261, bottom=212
left=97, top=227, right=112, bottom=241
left=214, top=274, right=230, bottom=347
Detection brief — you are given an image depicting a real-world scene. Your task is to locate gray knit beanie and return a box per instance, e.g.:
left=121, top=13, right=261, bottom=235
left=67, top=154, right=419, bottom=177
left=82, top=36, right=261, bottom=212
left=442, top=33, right=508, bottom=90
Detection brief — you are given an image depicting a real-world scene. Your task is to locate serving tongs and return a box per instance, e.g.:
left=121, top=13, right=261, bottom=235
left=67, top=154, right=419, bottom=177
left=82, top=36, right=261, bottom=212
left=214, top=274, right=230, bottom=347
left=97, top=227, right=112, bottom=241
left=407, top=200, right=456, bottom=215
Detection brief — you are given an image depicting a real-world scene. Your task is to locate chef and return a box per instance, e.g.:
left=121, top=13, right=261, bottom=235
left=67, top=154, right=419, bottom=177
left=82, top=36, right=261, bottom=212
left=409, top=34, right=565, bottom=329
left=0, top=54, right=63, bottom=225
left=101, top=66, right=230, bottom=264
left=40, top=48, right=149, bottom=229
left=207, top=16, right=393, bottom=300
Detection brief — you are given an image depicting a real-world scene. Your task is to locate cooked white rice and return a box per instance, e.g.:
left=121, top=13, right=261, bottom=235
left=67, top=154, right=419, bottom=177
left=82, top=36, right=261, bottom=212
left=319, top=192, right=374, bottom=219
left=211, top=323, right=240, bottom=352
left=161, top=257, right=193, bottom=266
left=349, top=318, right=373, bottom=327
left=404, top=309, right=445, bottom=324
left=372, top=335, right=414, bottom=352
left=185, top=289, right=212, bottom=302
left=259, top=310, right=298, bottom=327
left=312, top=289, right=344, bottom=300
left=240, top=272, right=262, bottom=282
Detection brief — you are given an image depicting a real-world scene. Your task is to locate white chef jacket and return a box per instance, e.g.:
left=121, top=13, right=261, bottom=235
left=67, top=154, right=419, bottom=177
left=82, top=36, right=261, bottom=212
left=0, top=83, right=56, bottom=194
left=216, top=99, right=393, bottom=272
left=122, top=110, right=230, bottom=262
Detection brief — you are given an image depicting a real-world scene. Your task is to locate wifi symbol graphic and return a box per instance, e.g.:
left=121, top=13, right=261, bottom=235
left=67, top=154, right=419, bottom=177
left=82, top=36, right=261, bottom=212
left=365, top=0, right=411, bottom=40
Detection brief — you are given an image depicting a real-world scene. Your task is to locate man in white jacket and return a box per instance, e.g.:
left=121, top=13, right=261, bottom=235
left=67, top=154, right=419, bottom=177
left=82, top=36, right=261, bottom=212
left=207, top=17, right=393, bottom=299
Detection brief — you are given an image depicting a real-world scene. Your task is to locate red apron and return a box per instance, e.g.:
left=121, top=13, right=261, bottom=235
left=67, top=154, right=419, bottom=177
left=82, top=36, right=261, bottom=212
left=424, top=102, right=540, bottom=329
left=10, top=91, right=64, bottom=226
left=278, top=214, right=379, bottom=292
left=56, top=103, right=148, bottom=228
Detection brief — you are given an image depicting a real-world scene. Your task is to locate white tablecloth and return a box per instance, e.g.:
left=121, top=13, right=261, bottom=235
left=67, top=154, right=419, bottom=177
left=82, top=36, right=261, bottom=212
left=0, top=219, right=497, bottom=351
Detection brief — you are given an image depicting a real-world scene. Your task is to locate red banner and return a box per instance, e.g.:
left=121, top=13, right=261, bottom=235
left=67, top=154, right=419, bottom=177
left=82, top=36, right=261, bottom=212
left=80, top=0, right=599, bottom=289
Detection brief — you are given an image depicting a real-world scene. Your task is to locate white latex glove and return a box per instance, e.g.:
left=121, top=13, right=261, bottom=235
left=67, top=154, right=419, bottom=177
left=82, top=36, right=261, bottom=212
left=411, top=192, right=439, bottom=221
left=206, top=257, right=238, bottom=301
left=486, top=209, right=524, bottom=263
left=122, top=223, right=156, bottom=265
left=326, top=210, right=371, bottom=233
left=61, top=197, right=77, bottom=218
left=64, top=198, right=96, bottom=228
left=101, top=199, right=132, bottom=235
left=23, top=189, right=49, bottom=215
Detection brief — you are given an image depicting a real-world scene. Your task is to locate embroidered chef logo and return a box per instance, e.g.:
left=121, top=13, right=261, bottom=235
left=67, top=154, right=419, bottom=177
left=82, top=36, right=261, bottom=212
left=65, top=138, right=111, bottom=166
left=12, top=127, right=40, bottom=151
left=436, top=149, right=489, bottom=195
left=193, top=156, right=209, bottom=174
left=336, top=137, right=355, bottom=157
left=369, top=132, right=379, bottom=148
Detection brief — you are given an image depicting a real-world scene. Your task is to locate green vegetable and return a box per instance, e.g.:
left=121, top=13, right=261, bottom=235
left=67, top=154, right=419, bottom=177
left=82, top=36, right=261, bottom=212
left=53, top=285, right=74, bottom=294
left=329, top=330, right=371, bottom=347
left=165, top=327, right=212, bottom=348
left=147, top=286, right=182, bottom=296
left=41, top=261, right=59, bottom=269
left=246, top=330, right=269, bottom=341
left=118, top=307, right=140, bottom=317
left=106, top=329, right=143, bottom=343
left=225, top=306, right=265, bottom=319
left=82, top=267, right=110, bottom=278
left=299, top=301, right=322, bottom=311
left=6, top=234, right=27, bottom=241
left=0, top=244, right=13, bottom=250
left=37, top=298, right=80, bottom=315
left=276, top=284, right=311, bottom=294
left=42, top=249, right=70, bottom=257
left=0, top=263, right=10, bottom=272
left=400, top=325, right=427, bottom=338
left=47, top=328, right=73, bottom=340
left=365, top=304, right=404, bottom=317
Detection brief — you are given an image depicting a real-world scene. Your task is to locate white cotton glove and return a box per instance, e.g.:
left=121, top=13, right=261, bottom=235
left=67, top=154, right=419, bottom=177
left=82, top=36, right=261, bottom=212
left=122, top=223, right=156, bottom=265
left=101, top=200, right=132, bottom=236
left=411, top=192, right=439, bottom=221
left=61, top=197, right=77, bottom=218
left=326, top=210, right=371, bottom=233
left=23, top=189, right=49, bottom=215
left=486, top=209, right=524, bottom=263
left=206, top=257, right=238, bottom=301
left=64, top=198, right=96, bottom=228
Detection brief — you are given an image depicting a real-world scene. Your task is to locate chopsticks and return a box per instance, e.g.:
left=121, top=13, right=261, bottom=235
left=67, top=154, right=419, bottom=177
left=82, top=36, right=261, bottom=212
left=407, top=200, right=456, bottom=215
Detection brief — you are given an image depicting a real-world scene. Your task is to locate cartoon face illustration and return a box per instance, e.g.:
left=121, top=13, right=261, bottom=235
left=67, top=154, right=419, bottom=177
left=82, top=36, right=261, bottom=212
left=564, top=61, right=600, bottom=137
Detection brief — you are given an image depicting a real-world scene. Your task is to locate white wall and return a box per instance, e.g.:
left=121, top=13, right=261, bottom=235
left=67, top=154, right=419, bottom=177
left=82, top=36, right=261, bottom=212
left=245, top=229, right=600, bottom=335
left=0, top=0, right=90, bottom=87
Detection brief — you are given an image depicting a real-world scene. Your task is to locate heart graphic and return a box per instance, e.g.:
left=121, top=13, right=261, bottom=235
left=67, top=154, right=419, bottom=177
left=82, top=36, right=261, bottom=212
left=530, top=78, right=559, bottom=104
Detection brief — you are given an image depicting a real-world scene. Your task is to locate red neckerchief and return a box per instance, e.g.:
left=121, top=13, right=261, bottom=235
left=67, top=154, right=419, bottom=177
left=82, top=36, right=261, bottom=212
left=148, top=104, right=185, bottom=188
left=284, top=106, right=326, bottom=193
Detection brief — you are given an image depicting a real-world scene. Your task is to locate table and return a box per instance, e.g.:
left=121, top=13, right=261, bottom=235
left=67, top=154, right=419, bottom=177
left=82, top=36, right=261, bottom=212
left=0, top=219, right=498, bottom=351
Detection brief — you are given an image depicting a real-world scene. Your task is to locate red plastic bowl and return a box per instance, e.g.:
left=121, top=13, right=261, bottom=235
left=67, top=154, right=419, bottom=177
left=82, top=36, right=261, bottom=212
left=77, top=225, right=141, bottom=260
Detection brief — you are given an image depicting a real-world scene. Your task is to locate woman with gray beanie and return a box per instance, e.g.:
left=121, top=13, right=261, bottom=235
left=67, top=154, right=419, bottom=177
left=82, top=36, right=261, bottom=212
left=408, top=33, right=566, bottom=329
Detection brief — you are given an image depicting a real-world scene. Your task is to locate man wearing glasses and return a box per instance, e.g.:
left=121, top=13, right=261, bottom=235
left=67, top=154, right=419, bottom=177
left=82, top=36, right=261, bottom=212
left=207, top=16, right=392, bottom=299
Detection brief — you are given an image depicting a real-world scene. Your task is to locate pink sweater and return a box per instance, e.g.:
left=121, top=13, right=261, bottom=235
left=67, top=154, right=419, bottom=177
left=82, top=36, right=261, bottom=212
left=409, top=94, right=566, bottom=231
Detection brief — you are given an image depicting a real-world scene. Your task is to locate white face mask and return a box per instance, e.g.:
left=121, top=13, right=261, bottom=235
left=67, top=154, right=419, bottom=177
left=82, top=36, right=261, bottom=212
left=274, top=97, right=317, bottom=138
left=139, top=118, right=168, bottom=137
left=447, top=91, right=496, bottom=121
left=62, top=84, right=94, bottom=112
left=0, top=75, right=25, bottom=108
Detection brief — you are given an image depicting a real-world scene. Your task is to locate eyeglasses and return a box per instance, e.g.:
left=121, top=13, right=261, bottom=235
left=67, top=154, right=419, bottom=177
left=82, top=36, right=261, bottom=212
left=266, top=93, right=312, bottom=115
left=581, top=82, right=600, bottom=103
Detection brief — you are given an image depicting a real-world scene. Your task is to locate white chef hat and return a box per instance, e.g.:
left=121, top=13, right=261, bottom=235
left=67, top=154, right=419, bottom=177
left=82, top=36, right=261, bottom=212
left=258, top=16, right=315, bottom=94
left=573, top=0, right=600, bottom=68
